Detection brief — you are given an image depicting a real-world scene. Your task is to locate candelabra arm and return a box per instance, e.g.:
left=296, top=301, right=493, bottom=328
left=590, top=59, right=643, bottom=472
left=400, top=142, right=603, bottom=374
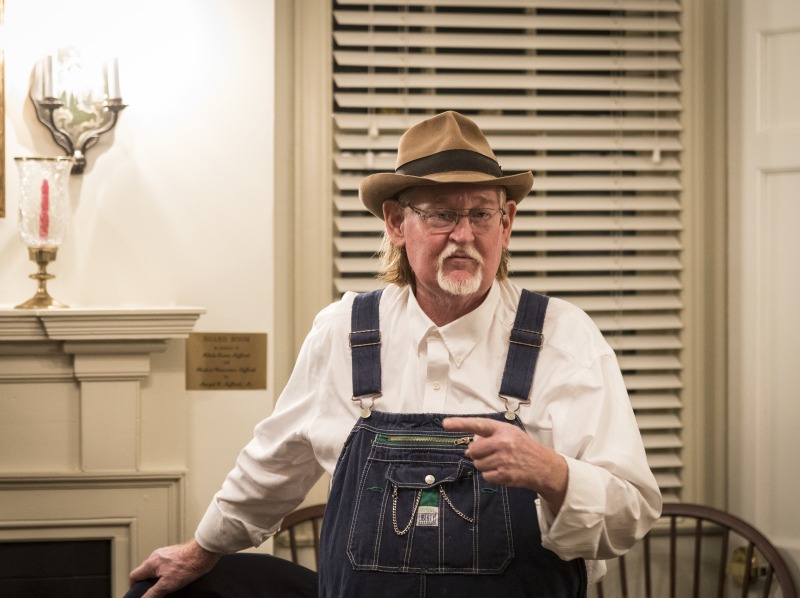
left=76, top=101, right=128, bottom=166
left=30, top=92, right=75, bottom=158
left=29, top=93, right=127, bottom=174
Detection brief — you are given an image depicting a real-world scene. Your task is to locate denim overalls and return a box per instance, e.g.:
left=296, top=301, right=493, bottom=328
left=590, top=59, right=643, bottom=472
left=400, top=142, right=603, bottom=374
left=318, top=289, right=587, bottom=597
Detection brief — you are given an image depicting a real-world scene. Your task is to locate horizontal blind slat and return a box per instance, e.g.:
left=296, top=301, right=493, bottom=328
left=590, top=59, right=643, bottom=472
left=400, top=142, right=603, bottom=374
left=565, top=295, right=683, bottom=313
left=618, top=355, right=682, bottom=370
left=334, top=91, right=682, bottom=111
left=336, top=215, right=683, bottom=233
left=334, top=113, right=683, bottom=132
left=652, top=472, right=682, bottom=489
left=336, top=153, right=682, bottom=172
left=335, top=235, right=682, bottom=254
left=509, top=275, right=683, bottom=292
left=594, top=315, right=683, bottom=332
left=623, top=373, right=683, bottom=390
left=642, top=433, right=683, bottom=450
left=334, top=73, right=680, bottom=93
left=334, top=31, right=681, bottom=52
left=335, top=174, right=684, bottom=193
left=334, top=277, right=683, bottom=298
left=333, top=11, right=681, bottom=33
left=510, top=256, right=683, bottom=271
left=336, top=134, right=683, bottom=152
left=336, top=194, right=682, bottom=212
left=336, top=0, right=681, bottom=11
left=510, top=237, right=683, bottom=252
left=605, top=335, right=682, bottom=351
left=630, top=393, right=682, bottom=410
left=636, top=413, right=682, bottom=430
left=334, top=51, right=682, bottom=72
left=647, top=453, right=683, bottom=469
left=337, top=256, right=682, bottom=274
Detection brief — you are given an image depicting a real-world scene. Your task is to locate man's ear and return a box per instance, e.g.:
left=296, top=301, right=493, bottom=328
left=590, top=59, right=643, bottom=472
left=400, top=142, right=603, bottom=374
left=383, top=200, right=406, bottom=247
left=501, top=201, right=517, bottom=249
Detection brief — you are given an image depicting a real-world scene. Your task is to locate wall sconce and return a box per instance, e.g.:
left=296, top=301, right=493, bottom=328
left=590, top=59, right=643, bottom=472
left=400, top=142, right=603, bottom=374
left=29, top=47, right=127, bottom=174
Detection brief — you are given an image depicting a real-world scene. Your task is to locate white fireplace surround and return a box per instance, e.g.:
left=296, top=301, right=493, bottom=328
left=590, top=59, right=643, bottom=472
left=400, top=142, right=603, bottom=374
left=0, top=307, right=203, bottom=595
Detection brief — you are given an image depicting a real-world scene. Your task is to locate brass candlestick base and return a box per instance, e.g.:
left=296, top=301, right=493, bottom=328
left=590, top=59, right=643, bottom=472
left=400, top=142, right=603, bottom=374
left=15, top=247, right=69, bottom=309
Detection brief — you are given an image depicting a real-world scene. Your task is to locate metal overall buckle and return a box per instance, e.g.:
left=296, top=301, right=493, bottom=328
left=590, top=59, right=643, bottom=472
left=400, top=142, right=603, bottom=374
left=352, top=393, right=382, bottom=419
left=499, top=394, right=531, bottom=421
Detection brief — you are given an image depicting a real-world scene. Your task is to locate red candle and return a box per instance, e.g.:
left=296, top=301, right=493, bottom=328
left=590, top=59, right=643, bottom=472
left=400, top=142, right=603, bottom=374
left=39, top=178, right=50, bottom=240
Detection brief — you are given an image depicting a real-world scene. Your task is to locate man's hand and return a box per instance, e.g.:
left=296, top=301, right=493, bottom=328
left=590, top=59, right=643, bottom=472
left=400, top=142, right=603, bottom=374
left=129, top=539, right=221, bottom=598
left=443, top=417, right=569, bottom=512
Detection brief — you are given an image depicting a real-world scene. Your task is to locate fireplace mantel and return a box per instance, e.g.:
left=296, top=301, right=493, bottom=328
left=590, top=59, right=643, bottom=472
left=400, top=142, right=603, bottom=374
left=0, top=306, right=205, bottom=341
left=0, top=306, right=204, bottom=595
left=0, top=306, right=204, bottom=472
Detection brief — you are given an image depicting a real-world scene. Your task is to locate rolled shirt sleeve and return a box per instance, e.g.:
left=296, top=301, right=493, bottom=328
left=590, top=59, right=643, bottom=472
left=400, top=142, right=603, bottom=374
left=534, top=346, right=662, bottom=580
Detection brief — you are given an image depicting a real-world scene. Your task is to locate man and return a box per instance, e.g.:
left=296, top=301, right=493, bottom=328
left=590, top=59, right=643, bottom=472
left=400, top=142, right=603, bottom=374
left=131, top=111, right=661, bottom=597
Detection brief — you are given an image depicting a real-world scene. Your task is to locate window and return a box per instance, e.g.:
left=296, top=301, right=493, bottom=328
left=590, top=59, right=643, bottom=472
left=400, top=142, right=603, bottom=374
left=328, top=0, right=684, bottom=501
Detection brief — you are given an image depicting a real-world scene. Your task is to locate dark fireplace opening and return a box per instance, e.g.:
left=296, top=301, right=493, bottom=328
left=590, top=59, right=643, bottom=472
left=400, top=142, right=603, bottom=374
left=0, top=539, right=111, bottom=598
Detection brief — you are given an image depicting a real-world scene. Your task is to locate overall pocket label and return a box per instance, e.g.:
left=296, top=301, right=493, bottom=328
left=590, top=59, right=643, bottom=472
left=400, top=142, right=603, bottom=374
left=416, top=506, right=439, bottom=527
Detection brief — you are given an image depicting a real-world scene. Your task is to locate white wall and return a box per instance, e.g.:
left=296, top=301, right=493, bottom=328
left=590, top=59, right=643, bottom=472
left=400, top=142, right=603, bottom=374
left=0, top=0, right=281, bottom=538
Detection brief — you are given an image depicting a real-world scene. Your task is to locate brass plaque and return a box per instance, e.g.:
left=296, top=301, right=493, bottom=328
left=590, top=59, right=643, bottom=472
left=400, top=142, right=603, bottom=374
left=186, top=333, right=267, bottom=390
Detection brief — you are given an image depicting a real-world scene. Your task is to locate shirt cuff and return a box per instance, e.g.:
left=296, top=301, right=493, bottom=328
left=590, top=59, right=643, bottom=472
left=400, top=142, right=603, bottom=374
left=537, top=456, right=607, bottom=559
left=195, top=498, right=279, bottom=554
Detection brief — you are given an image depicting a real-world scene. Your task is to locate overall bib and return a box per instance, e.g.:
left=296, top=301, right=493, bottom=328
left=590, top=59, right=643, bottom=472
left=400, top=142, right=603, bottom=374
left=318, top=290, right=587, bottom=597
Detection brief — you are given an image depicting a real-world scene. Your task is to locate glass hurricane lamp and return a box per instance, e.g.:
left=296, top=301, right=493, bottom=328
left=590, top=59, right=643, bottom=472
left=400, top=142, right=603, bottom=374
left=14, top=156, right=74, bottom=309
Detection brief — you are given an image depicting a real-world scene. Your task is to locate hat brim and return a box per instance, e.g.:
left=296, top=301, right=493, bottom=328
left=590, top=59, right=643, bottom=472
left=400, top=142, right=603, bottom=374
left=359, top=171, right=534, bottom=219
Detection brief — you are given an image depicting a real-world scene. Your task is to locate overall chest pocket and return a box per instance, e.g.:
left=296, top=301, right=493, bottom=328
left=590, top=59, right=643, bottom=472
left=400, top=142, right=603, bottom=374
left=346, top=434, right=514, bottom=575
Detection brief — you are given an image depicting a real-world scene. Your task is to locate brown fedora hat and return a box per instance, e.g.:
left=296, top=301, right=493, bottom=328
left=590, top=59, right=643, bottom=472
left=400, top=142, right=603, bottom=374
left=359, top=111, right=534, bottom=219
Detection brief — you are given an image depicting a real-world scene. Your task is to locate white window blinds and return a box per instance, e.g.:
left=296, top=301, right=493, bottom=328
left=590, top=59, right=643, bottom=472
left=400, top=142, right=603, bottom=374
left=331, top=0, right=683, bottom=500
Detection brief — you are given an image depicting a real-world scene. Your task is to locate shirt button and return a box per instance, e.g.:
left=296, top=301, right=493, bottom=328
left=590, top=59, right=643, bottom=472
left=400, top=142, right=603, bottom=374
left=432, top=382, right=441, bottom=391
left=425, top=475, right=435, bottom=484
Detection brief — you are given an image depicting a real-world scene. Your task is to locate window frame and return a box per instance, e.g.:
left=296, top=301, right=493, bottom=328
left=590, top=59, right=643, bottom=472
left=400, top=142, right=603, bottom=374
left=275, top=0, right=727, bottom=506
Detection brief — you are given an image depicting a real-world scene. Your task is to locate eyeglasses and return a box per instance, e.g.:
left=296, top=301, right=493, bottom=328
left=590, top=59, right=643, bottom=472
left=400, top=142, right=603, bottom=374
left=407, top=206, right=506, bottom=233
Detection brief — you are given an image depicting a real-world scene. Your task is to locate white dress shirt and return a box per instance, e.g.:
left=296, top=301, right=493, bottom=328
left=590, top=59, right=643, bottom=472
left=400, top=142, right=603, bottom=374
left=196, top=279, right=662, bottom=582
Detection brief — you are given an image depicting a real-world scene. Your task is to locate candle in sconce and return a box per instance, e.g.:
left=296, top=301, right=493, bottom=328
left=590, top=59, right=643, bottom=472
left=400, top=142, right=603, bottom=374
left=107, top=58, right=121, bottom=100
left=42, top=55, right=54, bottom=99
left=39, top=179, right=50, bottom=240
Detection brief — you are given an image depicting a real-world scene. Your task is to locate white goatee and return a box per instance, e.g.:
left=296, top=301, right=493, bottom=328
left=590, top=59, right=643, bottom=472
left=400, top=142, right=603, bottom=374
left=436, top=243, right=483, bottom=296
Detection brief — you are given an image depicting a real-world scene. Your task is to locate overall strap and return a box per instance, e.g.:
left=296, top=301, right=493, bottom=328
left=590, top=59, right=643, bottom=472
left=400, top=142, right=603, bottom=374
left=499, top=289, right=549, bottom=416
left=350, top=289, right=384, bottom=413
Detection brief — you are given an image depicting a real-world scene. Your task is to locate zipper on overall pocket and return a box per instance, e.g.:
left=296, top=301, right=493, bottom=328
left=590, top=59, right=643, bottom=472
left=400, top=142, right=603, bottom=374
left=375, top=433, right=473, bottom=446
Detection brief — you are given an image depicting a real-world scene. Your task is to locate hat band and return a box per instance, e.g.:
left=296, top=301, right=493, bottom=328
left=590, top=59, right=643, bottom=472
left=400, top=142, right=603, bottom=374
left=396, top=149, right=503, bottom=178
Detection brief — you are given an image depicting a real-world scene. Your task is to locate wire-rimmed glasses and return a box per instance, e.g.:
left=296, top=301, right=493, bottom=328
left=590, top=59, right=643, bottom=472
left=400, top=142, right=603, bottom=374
left=407, top=206, right=505, bottom=233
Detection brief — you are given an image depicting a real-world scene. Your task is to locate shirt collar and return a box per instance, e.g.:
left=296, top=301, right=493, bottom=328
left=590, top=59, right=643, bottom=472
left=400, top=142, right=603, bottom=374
left=406, top=282, right=501, bottom=367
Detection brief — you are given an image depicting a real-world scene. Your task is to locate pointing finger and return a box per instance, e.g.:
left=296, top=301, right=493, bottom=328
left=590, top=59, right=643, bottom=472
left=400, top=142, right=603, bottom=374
left=442, top=417, right=504, bottom=436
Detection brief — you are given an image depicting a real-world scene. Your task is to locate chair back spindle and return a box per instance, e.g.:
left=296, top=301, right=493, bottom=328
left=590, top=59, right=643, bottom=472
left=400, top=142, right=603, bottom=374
left=275, top=503, right=326, bottom=570
left=593, top=503, right=797, bottom=598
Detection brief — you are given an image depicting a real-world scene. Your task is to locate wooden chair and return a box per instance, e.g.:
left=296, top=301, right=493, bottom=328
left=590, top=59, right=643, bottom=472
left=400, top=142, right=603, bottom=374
left=274, top=503, right=326, bottom=570
left=594, top=503, right=797, bottom=598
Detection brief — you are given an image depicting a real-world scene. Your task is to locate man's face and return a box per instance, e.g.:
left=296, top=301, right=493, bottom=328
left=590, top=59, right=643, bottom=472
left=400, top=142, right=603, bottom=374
left=384, top=183, right=516, bottom=304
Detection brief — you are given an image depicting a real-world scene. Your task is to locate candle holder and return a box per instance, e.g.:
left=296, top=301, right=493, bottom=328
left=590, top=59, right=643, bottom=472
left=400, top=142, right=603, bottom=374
left=32, top=96, right=127, bottom=175
left=14, top=157, right=74, bottom=310
left=16, top=248, right=67, bottom=309
left=29, top=49, right=127, bottom=174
